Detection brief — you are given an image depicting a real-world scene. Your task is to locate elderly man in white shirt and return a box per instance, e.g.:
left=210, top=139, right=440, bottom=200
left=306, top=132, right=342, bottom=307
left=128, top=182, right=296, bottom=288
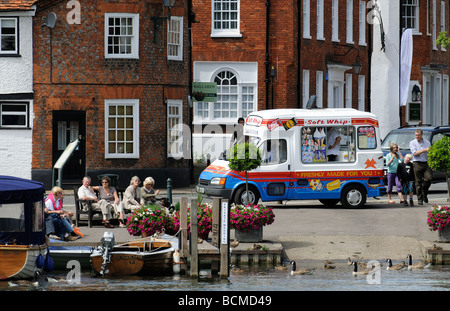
left=78, top=176, right=114, bottom=227
left=409, top=129, right=432, bottom=205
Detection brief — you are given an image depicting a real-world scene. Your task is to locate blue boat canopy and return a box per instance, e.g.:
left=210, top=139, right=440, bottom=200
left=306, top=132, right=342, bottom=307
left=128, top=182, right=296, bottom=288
left=0, top=176, right=46, bottom=245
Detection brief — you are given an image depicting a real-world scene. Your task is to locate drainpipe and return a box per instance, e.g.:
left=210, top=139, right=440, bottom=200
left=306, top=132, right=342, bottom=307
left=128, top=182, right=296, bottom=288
left=297, top=0, right=301, bottom=108
left=265, top=0, right=270, bottom=110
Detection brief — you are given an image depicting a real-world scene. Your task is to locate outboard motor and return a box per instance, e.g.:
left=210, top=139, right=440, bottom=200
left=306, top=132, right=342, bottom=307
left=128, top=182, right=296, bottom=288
left=99, top=232, right=115, bottom=276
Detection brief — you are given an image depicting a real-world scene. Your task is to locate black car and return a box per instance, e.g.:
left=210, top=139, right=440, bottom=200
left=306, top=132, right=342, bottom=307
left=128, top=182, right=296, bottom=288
left=381, top=125, right=450, bottom=183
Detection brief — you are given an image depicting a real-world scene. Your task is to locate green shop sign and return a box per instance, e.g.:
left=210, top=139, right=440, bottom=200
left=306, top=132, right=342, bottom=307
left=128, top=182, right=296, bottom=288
left=192, top=82, right=217, bottom=102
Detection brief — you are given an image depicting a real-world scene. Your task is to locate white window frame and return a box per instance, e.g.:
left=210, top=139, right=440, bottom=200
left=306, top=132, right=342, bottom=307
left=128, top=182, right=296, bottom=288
left=359, top=1, right=366, bottom=45
left=211, top=0, right=241, bottom=38
left=303, top=0, right=311, bottom=39
left=104, top=13, right=139, bottom=59
left=443, top=75, right=449, bottom=125
left=0, top=17, right=18, bottom=55
left=401, top=0, right=420, bottom=33
left=0, top=101, right=29, bottom=128
left=104, top=99, right=139, bottom=159
left=346, top=0, right=354, bottom=44
left=167, top=99, right=183, bottom=158
left=193, top=62, right=258, bottom=125
left=302, top=70, right=310, bottom=108
left=332, top=0, right=339, bottom=42
left=345, top=74, right=352, bottom=108
left=316, top=71, right=323, bottom=107
left=168, top=16, right=183, bottom=61
left=358, top=75, right=365, bottom=111
left=317, top=0, right=325, bottom=40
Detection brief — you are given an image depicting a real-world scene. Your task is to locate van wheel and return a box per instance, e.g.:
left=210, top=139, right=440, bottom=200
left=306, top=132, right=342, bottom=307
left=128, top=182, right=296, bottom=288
left=341, top=184, right=366, bottom=208
left=318, top=199, right=340, bottom=207
left=233, top=186, right=260, bottom=205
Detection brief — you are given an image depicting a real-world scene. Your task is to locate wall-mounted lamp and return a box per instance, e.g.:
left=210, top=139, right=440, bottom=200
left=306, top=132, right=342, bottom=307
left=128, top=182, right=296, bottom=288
left=412, top=84, right=421, bottom=102
left=151, top=0, right=176, bottom=43
left=333, top=44, right=363, bottom=75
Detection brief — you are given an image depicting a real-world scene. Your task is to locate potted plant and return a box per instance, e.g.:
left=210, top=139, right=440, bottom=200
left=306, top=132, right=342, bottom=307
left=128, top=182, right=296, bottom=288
left=172, top=203, right=213, bottom=240
left=428, top=136, right=450, bottom=202
left=230, top=203, right=275, bottom=242
left=228, top=142, right=262, bottom=205
left=126, top=204, right=175, bottom=237
left=427, top=204, right=450, bottom=242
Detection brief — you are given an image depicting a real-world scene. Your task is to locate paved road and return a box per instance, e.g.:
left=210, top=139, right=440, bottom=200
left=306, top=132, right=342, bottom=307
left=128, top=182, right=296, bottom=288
left=62, top=182, right=449, bottom=262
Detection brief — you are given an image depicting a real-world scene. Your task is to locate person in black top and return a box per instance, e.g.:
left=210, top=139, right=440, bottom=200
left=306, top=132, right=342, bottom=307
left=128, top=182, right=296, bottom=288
left=397, top=154, right=415, bottom=207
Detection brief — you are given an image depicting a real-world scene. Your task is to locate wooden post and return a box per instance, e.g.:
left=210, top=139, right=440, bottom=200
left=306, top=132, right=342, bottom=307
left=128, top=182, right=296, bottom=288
left=211, top=197, right=220, bottom=248
left=180, top=197, right=188, bottom=258
left=190, top=198, right=198, bottom=278
left=220, top=199, right=230, bottom=279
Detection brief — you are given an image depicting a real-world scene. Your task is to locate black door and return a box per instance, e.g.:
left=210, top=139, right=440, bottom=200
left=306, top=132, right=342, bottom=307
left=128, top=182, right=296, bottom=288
left=52, top=111, right=86, bottom=181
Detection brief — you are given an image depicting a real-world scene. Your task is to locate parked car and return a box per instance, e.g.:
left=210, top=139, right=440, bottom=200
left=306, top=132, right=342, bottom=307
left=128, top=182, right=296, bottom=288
left=381, top=125, right=450, bottom=183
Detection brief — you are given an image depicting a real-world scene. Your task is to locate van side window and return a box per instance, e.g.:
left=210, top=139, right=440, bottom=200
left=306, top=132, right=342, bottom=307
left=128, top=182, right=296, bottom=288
left=357, top=126, right=377, bottom=149
left=260, top=139, right=287, bottom=165
left=301, top=126, right=356, bottom=163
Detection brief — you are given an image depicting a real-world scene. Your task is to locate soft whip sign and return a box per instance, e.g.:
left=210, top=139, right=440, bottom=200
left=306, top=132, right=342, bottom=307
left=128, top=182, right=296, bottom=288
left=304, top=118, right=351, bottom=126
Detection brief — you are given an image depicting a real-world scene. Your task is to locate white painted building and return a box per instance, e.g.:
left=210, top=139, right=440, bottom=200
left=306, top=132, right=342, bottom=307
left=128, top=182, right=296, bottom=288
left=0, top=5, right=36, bottom=179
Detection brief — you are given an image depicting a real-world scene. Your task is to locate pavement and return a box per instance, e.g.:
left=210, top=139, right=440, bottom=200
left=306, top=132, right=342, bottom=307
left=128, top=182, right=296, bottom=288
left=56, top=183, right=450, bottom=263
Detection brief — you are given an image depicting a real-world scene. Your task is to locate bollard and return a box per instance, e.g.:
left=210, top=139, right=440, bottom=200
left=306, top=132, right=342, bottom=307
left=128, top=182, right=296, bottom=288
left=167, top=178, right=172, bottom=204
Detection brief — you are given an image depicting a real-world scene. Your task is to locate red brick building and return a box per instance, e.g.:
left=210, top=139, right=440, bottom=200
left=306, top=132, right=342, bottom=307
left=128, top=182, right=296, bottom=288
left=32, top=0, right=192, bottom=189
left=190, top=0, right=370, bottom=161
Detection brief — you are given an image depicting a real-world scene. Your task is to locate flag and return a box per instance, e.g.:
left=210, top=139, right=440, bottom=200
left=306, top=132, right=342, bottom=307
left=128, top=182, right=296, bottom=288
left=400, top=29, right=413, bottom=106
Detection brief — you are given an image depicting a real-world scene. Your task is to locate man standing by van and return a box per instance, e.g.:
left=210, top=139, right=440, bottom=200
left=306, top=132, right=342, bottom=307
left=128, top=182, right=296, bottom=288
left=326, top=127, right=341, bottom=161
left=409, top=129, right=431, bottom=205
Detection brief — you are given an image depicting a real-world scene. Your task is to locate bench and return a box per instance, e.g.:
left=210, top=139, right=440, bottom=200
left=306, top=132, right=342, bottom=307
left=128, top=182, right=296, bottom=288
left=73, top=186, right=126, bottom=227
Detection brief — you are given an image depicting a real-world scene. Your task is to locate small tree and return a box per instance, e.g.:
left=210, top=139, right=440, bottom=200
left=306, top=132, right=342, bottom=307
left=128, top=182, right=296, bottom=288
left=428, top=136, right=450, bottom=202
left=436, top=31, right=450, bottom=49
left=228, top=142, right=262, bottom=204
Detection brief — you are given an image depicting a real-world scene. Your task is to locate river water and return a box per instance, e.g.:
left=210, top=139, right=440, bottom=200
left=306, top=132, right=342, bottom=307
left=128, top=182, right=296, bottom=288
left=2, top=260, right=449, bottom=291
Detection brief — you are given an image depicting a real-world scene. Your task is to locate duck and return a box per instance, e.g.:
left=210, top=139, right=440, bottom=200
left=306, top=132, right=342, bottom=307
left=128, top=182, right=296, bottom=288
left=386, top=258, right=406, bottom=271
left=351, top=261, right=370, bottom=276
left=249, top=244, right=262, bottom=250
left=231, top=265, right=245, bottom=274
left=275, top=264, right=288, bottom=271
left=289, top=261, right=315, bottom=275
left=230, top=240, right=239, bottom=248
left=406, top=254, right=431, bottom=270
left=323, top=264, right=336, bottom=269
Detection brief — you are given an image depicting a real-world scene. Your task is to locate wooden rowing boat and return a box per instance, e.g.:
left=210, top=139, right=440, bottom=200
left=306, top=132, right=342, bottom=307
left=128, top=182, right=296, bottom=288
left=90, top=234, right=178, bottom=276
left=0, top=245, right=48, bottom=280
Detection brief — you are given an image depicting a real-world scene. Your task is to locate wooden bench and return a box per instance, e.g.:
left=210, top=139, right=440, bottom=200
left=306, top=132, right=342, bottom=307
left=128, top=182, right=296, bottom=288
left=73, top=186, right=126, bottom=227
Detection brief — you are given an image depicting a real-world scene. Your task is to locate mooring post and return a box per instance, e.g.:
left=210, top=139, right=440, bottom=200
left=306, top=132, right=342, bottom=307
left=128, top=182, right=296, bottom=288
left=220, top=199, right=230, bottom=279
left=166, top=178, right=172, bottom=204
left=180, top=197, right=188, bottom=260
left=190, top=198, right=199, bottom=278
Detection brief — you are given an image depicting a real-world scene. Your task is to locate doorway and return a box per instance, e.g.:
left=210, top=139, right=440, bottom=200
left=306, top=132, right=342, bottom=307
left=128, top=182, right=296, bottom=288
left=52, top=111, right=86, bottom=181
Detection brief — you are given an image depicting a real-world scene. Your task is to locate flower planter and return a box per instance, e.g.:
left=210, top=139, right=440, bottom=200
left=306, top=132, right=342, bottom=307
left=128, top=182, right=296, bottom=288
left=438, top=226, right=450, bottom=243
left=235, top=227, right=263, bottom=243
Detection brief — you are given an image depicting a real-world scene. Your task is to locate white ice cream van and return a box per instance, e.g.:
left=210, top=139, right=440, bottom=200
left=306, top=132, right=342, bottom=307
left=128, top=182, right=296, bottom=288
left=197, top=108, right=386, bottom=208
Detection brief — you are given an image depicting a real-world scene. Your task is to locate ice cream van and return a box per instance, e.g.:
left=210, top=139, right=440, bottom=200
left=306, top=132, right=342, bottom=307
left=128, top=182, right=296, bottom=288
left=197, top=108, right=386, bottom=208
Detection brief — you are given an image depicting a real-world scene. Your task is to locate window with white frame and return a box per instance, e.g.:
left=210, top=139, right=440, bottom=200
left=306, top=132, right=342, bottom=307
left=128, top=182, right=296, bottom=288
left=332, top=0, right=339, bottom=42
left=346, top=0, right=353, bottom=44
left=316, top=71, right=323, bottom=107
left=317, top=0, right=325, bottom=40
left=345, top=74, right=352, bottom=108
left=212, top=0, right=241, bottom=37
left=359, top=1, right=366, bottom=45
left=303, top=0, right=311, bottom=39
left=0, top=18, right=18, bottom=54
left=105, top=13, right=139, bottom=59
left=168, top=16, right=183, bottom=61
left=401, top=0, right=419, bottom=31
left=193, top=64, right=257, bottom=123
left=0, top=102, right=28, bottom=128
left=167, top=100, right=183, bottom=158
left=302, top=70, right=310, bottom=108
left=105, top=99, right=139, bottom=158
left=358, top=75, right=365, bottom=111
